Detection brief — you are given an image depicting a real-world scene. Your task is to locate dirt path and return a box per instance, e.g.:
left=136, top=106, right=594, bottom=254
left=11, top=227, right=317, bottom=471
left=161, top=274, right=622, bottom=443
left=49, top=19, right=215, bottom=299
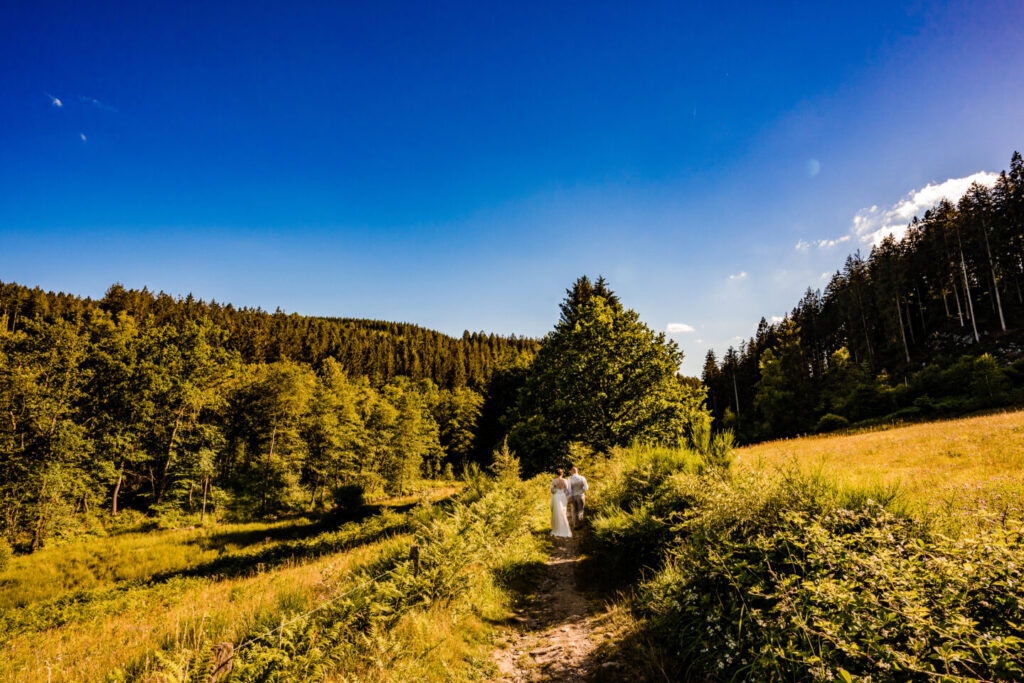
left=493, top=536, right=607, bottom=682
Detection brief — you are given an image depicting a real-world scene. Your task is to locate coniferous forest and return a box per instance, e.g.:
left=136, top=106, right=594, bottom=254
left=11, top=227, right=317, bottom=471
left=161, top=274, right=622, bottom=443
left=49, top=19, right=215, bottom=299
left=704, top=151, right=1024, bottom=442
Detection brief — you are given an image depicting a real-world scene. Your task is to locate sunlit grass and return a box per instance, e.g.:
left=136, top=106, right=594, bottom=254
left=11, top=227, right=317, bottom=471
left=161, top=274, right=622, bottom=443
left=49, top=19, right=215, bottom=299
left=735, top=408, right=1024, bottom=524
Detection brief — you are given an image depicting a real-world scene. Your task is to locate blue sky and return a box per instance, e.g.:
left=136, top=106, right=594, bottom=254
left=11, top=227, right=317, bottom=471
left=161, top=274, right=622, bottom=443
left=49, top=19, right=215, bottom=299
left=2, top=1, right=1023, bottom=373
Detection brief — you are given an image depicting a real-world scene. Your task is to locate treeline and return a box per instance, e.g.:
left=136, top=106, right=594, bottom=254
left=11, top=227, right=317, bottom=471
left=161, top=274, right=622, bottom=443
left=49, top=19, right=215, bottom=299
left=0, top=281, right=538, bottom=390
left=0, top=275, right=712, bottom=551
left=704, top=151, right=1024, bottom=441
left=0, top=285, right=521, bottom=550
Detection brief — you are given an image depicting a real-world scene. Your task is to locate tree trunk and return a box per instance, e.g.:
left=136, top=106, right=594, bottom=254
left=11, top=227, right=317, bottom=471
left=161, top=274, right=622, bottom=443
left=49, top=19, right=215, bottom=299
left=201, top=476, right=209, bottom=522
left=942, top=290, right=950, bottom=318
left=961, top=255, right=980, bottom=342
left=309, top=473, right=319, bottom=509
left=981, top=224, right=1007, bottom=331
left=895, top=298, right=910, bottom=364
left=188, top=481, right=194, bottom=511
left=731, top=373, right=741, bottom=417
left=156, top=406, right=186, bottom=505
left=112, top=462, right=124, bottom=516
left=953, top=280, right=964, bottom=326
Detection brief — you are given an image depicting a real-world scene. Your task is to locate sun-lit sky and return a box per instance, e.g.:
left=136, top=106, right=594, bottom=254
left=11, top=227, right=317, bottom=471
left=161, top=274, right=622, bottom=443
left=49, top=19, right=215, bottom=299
left=2, top=1, right=1023, bottom=374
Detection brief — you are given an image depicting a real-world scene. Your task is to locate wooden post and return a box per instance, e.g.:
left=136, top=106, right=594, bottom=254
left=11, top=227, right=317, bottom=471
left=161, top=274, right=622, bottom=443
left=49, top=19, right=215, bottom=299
left=209, top=642, right=234, bottom=682
left=410, top=544, right=420, bottom=578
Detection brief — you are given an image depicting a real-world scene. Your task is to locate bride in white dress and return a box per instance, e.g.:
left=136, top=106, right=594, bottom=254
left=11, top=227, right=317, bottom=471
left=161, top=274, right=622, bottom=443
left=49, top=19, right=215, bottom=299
left=550, top=469, right=572, bottom=539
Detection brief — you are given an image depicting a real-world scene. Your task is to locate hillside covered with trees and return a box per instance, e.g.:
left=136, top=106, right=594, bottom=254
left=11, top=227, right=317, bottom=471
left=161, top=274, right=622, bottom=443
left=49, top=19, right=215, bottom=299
left=0, top=276, right=709, bottom=553
left=704, top=151, right=1024, bottom=442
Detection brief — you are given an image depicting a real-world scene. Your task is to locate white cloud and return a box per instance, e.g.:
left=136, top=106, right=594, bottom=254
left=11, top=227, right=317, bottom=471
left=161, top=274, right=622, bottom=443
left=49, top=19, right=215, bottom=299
left=820, top=272, right=831, bottom=281
left=851, top=172, right=999, bottom=246
left=771, top=315, right=784, bottom=324
left=666, top=323, right=695, bottom=334
left=816, top=235, right=850, bottom=248
left=795, top=240, right=810, bottom=252
left=694, top=338, right=704, bottom=344
left=79, top=133, right=87, bottom=142
left=728, top=271, right=747, bottom=281
left=47, top=94, right=62, bottom=107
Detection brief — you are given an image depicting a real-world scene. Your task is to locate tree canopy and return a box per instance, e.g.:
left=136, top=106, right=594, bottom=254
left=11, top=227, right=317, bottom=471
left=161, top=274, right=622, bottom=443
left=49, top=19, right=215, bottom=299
left=509, top=276, right=711, bottom=473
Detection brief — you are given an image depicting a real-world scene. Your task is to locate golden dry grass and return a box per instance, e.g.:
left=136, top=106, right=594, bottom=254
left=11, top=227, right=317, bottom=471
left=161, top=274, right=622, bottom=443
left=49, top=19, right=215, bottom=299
left=1, top=534, right=411, bottom=682
left=735, top=408, right=1024, bottom=519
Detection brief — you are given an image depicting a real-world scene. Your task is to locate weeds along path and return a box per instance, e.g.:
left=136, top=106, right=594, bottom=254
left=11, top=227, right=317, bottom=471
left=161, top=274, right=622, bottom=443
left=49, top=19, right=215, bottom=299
left=494, top=535, right=611, bottom=682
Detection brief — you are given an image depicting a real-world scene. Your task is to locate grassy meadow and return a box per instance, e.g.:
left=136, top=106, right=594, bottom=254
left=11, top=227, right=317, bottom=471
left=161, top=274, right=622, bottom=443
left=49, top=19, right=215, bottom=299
left=734, top=408, right=1024, bottom=524
left=0, top=480, right=549, bottom=682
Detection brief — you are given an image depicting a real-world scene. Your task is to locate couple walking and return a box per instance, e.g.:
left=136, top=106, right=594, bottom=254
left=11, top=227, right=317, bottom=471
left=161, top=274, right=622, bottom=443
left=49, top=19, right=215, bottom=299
left=550, top=466, right=588, bottom=538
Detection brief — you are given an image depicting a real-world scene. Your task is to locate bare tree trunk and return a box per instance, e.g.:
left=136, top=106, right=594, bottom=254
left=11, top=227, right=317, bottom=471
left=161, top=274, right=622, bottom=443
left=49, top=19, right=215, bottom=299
left=201, top=476, right=209, bottom=522
left=953, top=280, right=964, bottom=326
left=187, top=482, right=194, bottom=511
left=942, top=290, right=950, bottom=318
left=961, top=255, right=980, bottom=342
left=112, top=461, right=124, bottom=516
left=981, top=224, right=1007, bottom=331
left=156, top=406, right=186, bottom=504
left=731, top=373, right=741, bottom=416
left=895, top=298, right=910, bottom=363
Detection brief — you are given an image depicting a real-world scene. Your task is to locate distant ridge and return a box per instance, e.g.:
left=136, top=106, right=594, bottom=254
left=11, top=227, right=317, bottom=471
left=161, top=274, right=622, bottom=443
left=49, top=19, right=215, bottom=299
left=0, top=280, right=538, bottom=389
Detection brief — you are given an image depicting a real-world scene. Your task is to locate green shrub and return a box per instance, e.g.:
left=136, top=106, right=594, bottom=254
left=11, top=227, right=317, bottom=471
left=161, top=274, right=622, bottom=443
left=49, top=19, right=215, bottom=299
left=815, top=412, right=849, bottom=433
left=641, top=476, right=1024, bottom=682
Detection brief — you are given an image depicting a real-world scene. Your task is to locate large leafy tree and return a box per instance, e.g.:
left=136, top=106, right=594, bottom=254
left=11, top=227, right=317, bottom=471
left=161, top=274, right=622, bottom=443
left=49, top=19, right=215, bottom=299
left=511, top=276, right=710, bottom=472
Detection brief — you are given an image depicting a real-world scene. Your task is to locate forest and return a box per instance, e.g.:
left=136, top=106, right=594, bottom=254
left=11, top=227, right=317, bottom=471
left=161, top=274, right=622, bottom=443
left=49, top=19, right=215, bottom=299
left=704, top=151, right=1024, bottom=441
left=0, top=275, right=709, bottom=553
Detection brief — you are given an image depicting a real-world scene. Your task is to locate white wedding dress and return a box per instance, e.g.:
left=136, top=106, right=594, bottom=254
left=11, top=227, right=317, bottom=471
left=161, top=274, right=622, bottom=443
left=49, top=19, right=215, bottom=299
left=550, top=479, right=572, bottom=538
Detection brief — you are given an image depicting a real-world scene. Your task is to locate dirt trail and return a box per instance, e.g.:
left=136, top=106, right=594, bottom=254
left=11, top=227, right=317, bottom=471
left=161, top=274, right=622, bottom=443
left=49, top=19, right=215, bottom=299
left=493, top=536, right=607, bottom=682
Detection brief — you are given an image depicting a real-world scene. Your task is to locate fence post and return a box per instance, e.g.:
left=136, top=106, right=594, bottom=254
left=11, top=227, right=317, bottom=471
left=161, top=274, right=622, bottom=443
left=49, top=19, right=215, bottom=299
left=410, top=543, right=420, bottom=578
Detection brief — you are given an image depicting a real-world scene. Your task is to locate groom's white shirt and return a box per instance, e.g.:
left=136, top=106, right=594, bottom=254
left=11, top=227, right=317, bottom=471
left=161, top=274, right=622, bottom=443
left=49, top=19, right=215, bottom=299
left=568, top=473, right=588, bottom=496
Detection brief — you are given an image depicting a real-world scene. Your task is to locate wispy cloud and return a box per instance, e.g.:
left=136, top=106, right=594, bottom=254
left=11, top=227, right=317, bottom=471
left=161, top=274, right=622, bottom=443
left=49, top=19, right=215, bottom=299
left=666, top=323, right=695, bottom=334
left=80, top=96, right=117, bottom=112
left=694, top=338, right=704, bottom=344
left=797, top=235, right=849, bottom=251
left=46, top=93, right=62, bottom=107
left=852, top=172, right=999, bottom=246
left=820, top=272, right=831, bottom=281
left=80, top=133, right=87, bottom=142
left=771, top=315, right=784, bottom=324
left=816, top=235, right=850, bottom=248
left=728, top=271, right=747, bottom=281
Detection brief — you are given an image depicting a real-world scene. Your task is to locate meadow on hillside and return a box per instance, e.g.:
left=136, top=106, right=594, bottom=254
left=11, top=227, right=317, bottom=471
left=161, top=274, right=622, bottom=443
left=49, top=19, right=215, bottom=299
left=735, top=409, right=1024, bottom=524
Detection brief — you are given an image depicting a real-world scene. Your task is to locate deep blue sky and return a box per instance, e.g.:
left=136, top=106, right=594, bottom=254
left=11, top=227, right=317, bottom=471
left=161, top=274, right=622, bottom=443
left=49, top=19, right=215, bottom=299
left=2, top=1, right=1023, bottom=373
